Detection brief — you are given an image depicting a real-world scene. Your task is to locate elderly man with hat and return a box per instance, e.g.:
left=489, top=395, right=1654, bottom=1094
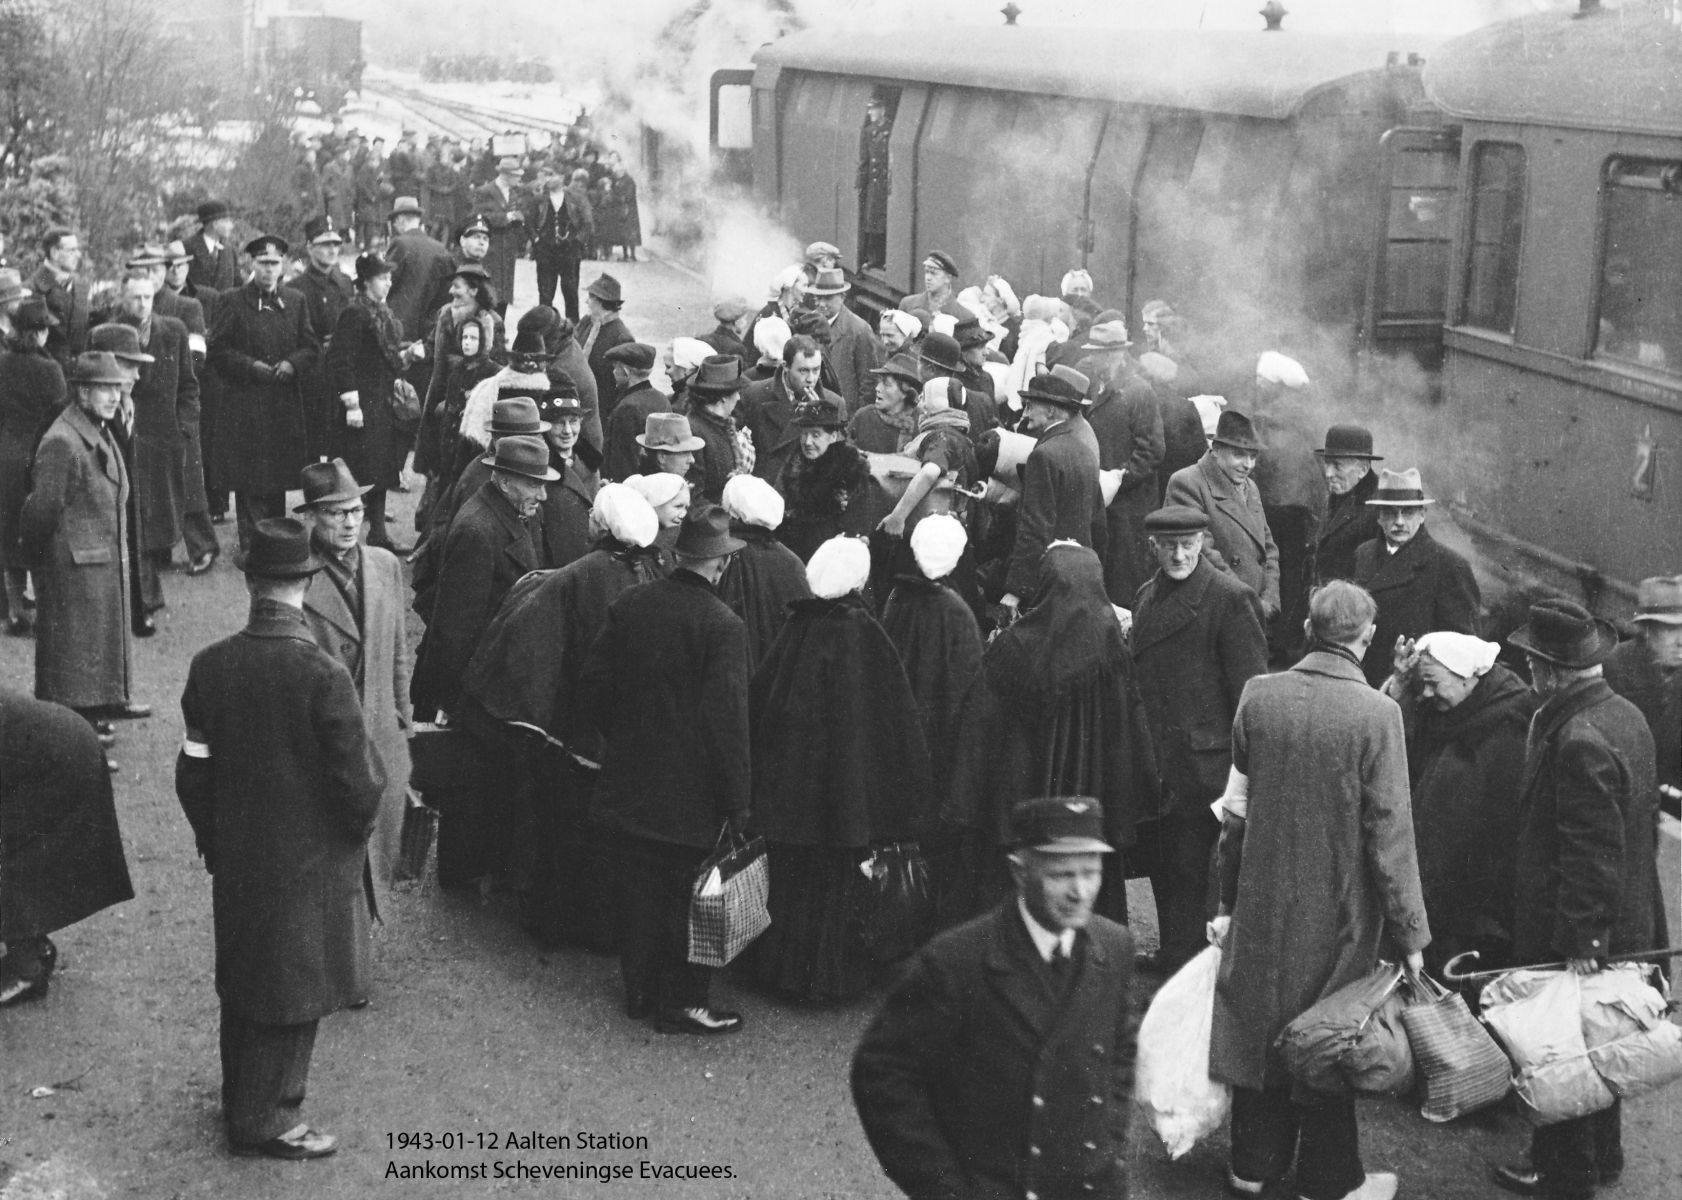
left=185, top=200, right=241, bottom=292
left=853, top=793, right=1138, bottom=1200
left=385, top=196, right=454, bottom=344
left=1001, top=364, right=1107, bottom=613
left=898, top=250, right=968, bottom=328
left=208, top=234, right=321, bottom=553
left=1605, top=575, right=1682, bottom=815
left=575, top=273, right=634, bottom=420
left=743, top=331, right=845, bottom=484
left=1130, top=504, right=1267, bottom=975
left=294, top=460, right=413, bottom=890
left=176, top=516, right=383, bottom=1160
left=600, top=341, right=669, bottom=480
left=808, top=266, right=881, bottom=416
left=1079, top=318, right=1166, bottom=604
left=688, top=355, right=756, bottom=502
left=632, top=411, right=703, bottom=484
left=1493, top=599, right=1660, bottom=1200
left=1166, top=409, right=1280, bottom=622
left=580, top=501, right=752, bottom=1034
left=700, top=295, right=755, bottom=371
left=1312, top=424, right=1383, bottom=586
left=1351, top=467, right=1480, bottom=687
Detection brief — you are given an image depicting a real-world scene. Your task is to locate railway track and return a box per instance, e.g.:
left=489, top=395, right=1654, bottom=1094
left=363, top=78, right=576, bottom=142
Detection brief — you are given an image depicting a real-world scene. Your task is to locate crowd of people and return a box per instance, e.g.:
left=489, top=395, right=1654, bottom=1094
left=0, top=209, right=1675, bottom=1200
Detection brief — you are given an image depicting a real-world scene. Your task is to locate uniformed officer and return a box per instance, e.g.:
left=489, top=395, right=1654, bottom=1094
left=856, top=95, right=892, bottom=270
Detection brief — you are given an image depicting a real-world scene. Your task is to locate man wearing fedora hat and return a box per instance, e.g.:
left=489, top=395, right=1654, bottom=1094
left=1605, top=576, right=1682, bottom=815
left=1166, top=409, right=1280, bottom=623
left=602, top=342, right=669, bottom=481
left=809, top=266, right=881, bottom=416
left=186, top=201, right=241, bottom=293
left=853, top=794, right=1138, bottom=1200
left=1001, top=364, right=1107, bottom=612
left=1080, top=320, right=1165, bottom=604
left=295, top=460, right=413, bottom=890
left=176, top=516, right=383, bottom=1160
left=630, top=410, right=702, bottom=484
left=1495, top=598, right=1659, bottom=1200
left=1352, top=467, right=1480, bottom=687
left=385, top=196, right=454, bottom=345
left=575, top=273, right=634, bottom=421
left=688, top=354, right=756, bottom=503
left=581, top=501, right=751, bottom=1034
left=1313, top=424, right=1383, bottom=587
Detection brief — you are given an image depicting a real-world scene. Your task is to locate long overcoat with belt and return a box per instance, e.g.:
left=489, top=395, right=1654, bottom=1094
left=176, top=599, right=384, bottom=1025
left=20, top=404, right=132, bottom=708
left=304, top=544, right=414, bottom=890
left=852, top=902, right=1137, bottom=1200
left=1510, top=676, right=1658, bottom=964
left=208, top=281, right=320, bottom=495
left=1164, top=451, right=1279, bottom=616
left=1352, top=526, right=1480, bottom=686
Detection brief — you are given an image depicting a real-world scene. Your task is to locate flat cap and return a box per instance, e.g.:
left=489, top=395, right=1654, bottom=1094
left=1144, top=505, right=1210, bottom=536
left=604, top=342, right=656, bottom=371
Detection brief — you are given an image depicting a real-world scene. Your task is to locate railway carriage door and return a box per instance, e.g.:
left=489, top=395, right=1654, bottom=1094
left=709, top=70, right=755, bottom=188
left=1362, top=127, right=1460, bottom=368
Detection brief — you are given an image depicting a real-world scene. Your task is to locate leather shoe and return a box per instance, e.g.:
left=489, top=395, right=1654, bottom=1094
left=655, top=1006, right=744, bottom=1035
left=133, top=615, right=157, bottom=638
left=187, top=551, right=217, bottom=575
left=625, top=991, right=653, bottom=1020
left=1314, top=1173, right=1396, bottom=1200
left=107, top=702, right=152, bottom=720
left=106, top=758, right=120, bottom=773
left=0, top=974, right=49, bottom=1006
left=1491, top=1164, right=1539, bottom=1196
left=97, top=730, right=116, bottom=749
left=231, top=1123, right=338, bottom=1160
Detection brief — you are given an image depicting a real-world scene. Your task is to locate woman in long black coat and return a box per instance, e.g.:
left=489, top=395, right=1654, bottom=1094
left=327, top=252, right=419, bottom=549
left=0, top=301, right=64, bottom=631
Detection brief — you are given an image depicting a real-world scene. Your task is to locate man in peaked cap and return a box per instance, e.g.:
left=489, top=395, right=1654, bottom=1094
left=1166, top=409, right=1281, bottom=624
left=898, top=249, right=968, bottom=327
left=1351, top=467, right=1480, bottom=687
left=853, top=794, right=1137, bottom=1200
left=294, top=216, right=354, bottom=460
left=701, top=295, right=755, bottom=371
left=175, top=516, right=383, bottom=1159
left=580, top=501, right=751, bottom=1035
left=601, top=342, right=668, bottom=482
left=1313, top=424, right=1384, bottom=587
left=1604, top=575, right=1682, bottom=813
left=1001, top=364, right=1107, bottom=613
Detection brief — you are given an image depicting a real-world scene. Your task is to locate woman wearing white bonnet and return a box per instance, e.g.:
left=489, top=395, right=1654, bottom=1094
left=625, top=472, right=690, bottom=557
left=667, top=337, right=713, bottom=403
left=751, top=315, right=792, bottom=379
left=718, top=475, right=811, bottom=671
left=1391, top=628, right=1536, bottom=977
left=590, top=480, right=659, bottom=551
left=806, top=534, right=872, bottom=601
left=877, top=308, right=921, bottom=355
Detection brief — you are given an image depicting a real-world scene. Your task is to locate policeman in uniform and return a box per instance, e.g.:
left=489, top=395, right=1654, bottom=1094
left=293, top=217, right=354, bottom=458
left=857, top=95, right=892, bottom=270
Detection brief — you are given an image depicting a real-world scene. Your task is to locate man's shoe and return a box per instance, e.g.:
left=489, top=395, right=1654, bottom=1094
left=656, top=1006, right=743, bottom=1035
left=1226, top=1169, right=1266, bottom=1197
left=1313, top=1173, right=1398, bottom=1200
left=105, top=758, right=119, bottom=773
left=97, top=729, right=116, bottom=749
left=107, top=702, right=152, bottom=720
left=624, top=991, right=653, bottom=1020
left=231, top=1123, right=338, bottom=1160
left=187, top=551, right=217, bottom=575
left=1492, top=1164, right=1540, bottom=1196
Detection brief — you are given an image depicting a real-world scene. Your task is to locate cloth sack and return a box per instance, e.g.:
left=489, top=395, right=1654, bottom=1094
left=1135, top=945, right=1230, bottom=1158
left=1277, top=962, right=1416, bottom=1095
left=686, top=831, right=771, bottom=968
left=855, top=841, right=932, bottom=964
left=1400, top=969, right=1511, bottom=1121
left=1481, top=970, right=1615, bottom=1125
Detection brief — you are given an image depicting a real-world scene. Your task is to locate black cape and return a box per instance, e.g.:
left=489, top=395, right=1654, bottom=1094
left=880, top=575, right=983, bottom=804
left=717, top=522, right=812, bottom=676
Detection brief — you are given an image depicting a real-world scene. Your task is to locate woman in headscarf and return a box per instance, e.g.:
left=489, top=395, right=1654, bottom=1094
left=459, top=483, right=664, bottom=950
left=1384, top=630, right=1536, bottom=978
left=326, top=252, right=422, bottom=551
left=717, top=474, right=811, bottom=674
left=414, top=268, right=503, bottom=521
left=945, top=541, right=1155, bottom=921
left=0, top=298, right=64, bottom=632
left=746, top=536, right=935, bottom=1001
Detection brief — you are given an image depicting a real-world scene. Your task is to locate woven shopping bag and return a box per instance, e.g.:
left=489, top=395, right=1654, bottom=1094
left=686, top=828, right=771, bottom=968
left=1400, top=969, right=1511, bottom=1121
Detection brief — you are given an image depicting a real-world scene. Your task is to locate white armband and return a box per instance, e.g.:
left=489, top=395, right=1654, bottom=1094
left=1211, top=765, right=1249, bottom=821
left=181, top=737, right=211, bottom=760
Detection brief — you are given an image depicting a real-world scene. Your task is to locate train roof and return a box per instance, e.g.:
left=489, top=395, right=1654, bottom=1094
left=752, top=27, right=1440, bottom=121
left=1424, top=5, right=1682, bottom=137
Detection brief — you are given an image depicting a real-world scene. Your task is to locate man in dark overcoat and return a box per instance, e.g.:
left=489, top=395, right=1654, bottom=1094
left=471, top=153, right=528, bottom=317
left=700, top=296, right=754, bottom=371
left=385, top=197, right=455, bottom=344
left=536, top=387, right=598, bottom=570
left=809, top=268, right=881, bottom=417
left=852, top=795, right=1137, bottom=1200
left=600, top=342, right=669, bottom=481
left=1312, top=424, right=1383, bottom=586
left=292, top=217, right=354, bottom=459
left=1081, top=321, right=1165, bottom=605
left=856, top=95, right=892, bottom=270
left=580, top=503, right=751, bottom=1035
left=185, top=201, right=242, bottom=292
left=1604, top=575, right=1682, bottom=812
left=207, top=236, right=320, bottom=554
left=1211, top=581, right=1428, bottom=1200
left=1493, top=600, right=1660, bottom=1200
left=1352, top=468, right=1480, bottom=686
left=1001, top=365, right=1107, bottom=613
left=574, top=274, right=634, bottom=424
left=1165, top=410, right=1280, bottom=621
left=28, top=227, right=89, bottom=368
left=163, top=239, right=223, bottom=566
left=742, top=333, right=843, bottom=487
left=1131, top=505, right=1266, bottom=975
left=176, top=517, right=383, bottom=1160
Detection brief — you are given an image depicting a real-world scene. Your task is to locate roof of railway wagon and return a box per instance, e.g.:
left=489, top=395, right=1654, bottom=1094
left=1424, top=5, right=1682, bottom=137
left=751, top=27, right=1441, bottom=120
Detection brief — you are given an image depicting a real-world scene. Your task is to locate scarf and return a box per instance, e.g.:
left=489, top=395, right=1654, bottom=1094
left=356, top=291, right=406, bottom=374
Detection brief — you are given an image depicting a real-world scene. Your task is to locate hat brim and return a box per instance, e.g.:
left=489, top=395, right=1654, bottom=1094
left=1022, top=388, right=1088, bottom=410
left=675, top=533, right=747, bottom=558
left=1080, top=340, right=1132, bottom=352
left=488, top=422, right=553, bottom=437
left=808, top=284, right=850, bottom=296
left=1312, top=449, right=1384, bottom=460
left=1508, top=619, right=1619, bottom=669
left=481, top=452, right=562, bottom=482
left=636, top=435, right=706, bottom=452
left=233, top=551, right=327, bottom=579
left=1022, top=836, right=1115, bottom=855
left=293, top=483, right=374, bottom=512
left=688, top=382, right=743, bottom=399
left=108, top=351, right=156, bottom=365
left=1211, top=437, right=1264, bottom=452
left=1633, top=609, right=1682, bottom=626
left=1363, top=497, right=1434, bottom=507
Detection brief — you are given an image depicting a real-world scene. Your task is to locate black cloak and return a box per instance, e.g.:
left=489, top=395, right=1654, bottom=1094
left=880, top=575, right=983, bottom=803
left=717, top=522, right=812, bottom=676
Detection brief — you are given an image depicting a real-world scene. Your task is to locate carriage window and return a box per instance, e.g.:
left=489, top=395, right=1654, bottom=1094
left=1594, top=159, right=1682, bottom=374
left=1460, top=143, right=1525, bottom=334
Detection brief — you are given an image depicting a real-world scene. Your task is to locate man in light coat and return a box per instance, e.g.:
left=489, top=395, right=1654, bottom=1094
left=1165, top=409, right=1280, bottom=621
left=808, top=267, right=880, bottom=416
left=296, top=459, right=413, bottom=891
left=1210, top=580, right=1428, bottom=1200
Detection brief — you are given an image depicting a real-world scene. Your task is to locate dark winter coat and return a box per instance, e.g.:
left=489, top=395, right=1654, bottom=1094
left=0, top=688, right=133, bottom=941
left=1004, top=416, right=1107, bottom=602
left=881, top=575, right=984, bottom=804
left=411, top=480, right=539, bottom=717
left=1165, top=452, right=1279, bottom=617
left=0, top=347, right=65, bottom=565
left=777, top=439, right=871, bottom=561
left=742, top=371, right=846, bottom=488
left=601, top=380, right=669, bottom=482
left=750, top=593, right=934, bottom=847
left=580, top=569, right=751, bottom=849
left=27, top=266, right=89, bottom=367
left=20, top=405, right=132, bottom=708
left=852, top=903, right=1136, bottom=1200
left=574, top=312, right=634, bottom=424
left=326, top=293, right=410, bottom=489
left=293, top=263, right=355, bottom=356
left=1604, top=638, right=1681, bottom=796
left=689, top=404, right=742, bottom=504
left=718, top=522, right=812, bottom=675
left=824, top=305, right=882, bottom=418
left=124, top=315, right=198, bottom=552
left=184, top=231, right=241, bottom=293
left=1155, top=384, right=1206, bottom=504
left=1130, top=558, right=1268, bottom=811
left=471, top=178, right=527, bottom=308
left=176, top=599, right=384, bottom=1025
left=1313, top=468, right=1381, bottom=586
left=1353, top=526, right=1481, bottom=686
left=207, top=282, right=320, bottom=494
left=700, top=323, right=754, bottom=372
left=1088, top=378, right=1164, bottom=605
left=385, top=228, right=456, bottom=342
left=539, top=456, right=597, bottom=570
left=1511, top=676, right=1658, bottom=963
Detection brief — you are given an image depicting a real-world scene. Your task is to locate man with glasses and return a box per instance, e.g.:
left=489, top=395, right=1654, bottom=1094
left=296, top=459, right=413, bottom=892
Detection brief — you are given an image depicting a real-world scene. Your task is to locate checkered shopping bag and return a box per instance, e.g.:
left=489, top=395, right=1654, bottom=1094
left=686, top=828, right=771, bottom=967
left=1400, top=970, right=1511, bottom=1121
